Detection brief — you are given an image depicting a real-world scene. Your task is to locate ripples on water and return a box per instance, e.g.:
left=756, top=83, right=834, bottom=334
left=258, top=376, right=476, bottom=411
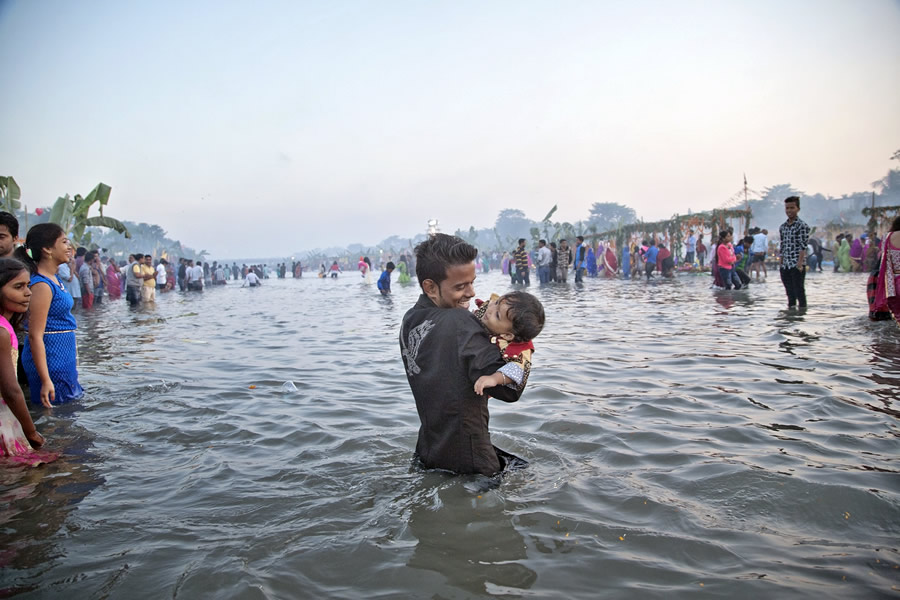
left=0, top=270, right=897, bottom=599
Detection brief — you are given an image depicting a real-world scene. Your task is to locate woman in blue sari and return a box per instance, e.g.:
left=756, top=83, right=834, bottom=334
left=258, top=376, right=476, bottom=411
left=14, top=224, right=83, bottom=407
left=586, top=246, right=598, bottom=277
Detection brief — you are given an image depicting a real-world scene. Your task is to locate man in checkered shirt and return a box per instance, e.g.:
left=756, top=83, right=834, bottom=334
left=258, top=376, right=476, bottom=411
left=778, top=196, right=810, bottom=308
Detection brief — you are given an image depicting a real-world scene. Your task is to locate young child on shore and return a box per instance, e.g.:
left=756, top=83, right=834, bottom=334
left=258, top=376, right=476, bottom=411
left=0, top=258, right=56, bottom=465
left=472, top=291, right=545, bottom=395
left=377, top=262, right=395, bottom=295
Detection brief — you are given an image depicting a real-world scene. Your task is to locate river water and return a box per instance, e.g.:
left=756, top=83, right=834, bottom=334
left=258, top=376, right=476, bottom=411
left=0, top=269, right=897, bottom=599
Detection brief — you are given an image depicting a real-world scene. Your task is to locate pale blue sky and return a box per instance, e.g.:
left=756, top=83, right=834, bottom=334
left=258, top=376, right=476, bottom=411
left=1, top=0, right=899, bottom=257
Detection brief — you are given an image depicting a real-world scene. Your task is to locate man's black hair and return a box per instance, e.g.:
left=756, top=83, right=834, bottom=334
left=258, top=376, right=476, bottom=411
left=0, top=211, right=19, bottom=238
left=502, top=291, right=545, bottom=342
left=414, top=233, right=477, bottom=291
left=518, top=238, right=526, bottom=245
left=386, top=261, right=395, bottom=270
left=785, top=196, right=800, bottom=208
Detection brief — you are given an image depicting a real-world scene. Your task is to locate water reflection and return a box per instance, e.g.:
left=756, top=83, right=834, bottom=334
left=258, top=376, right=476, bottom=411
left=406, top=475, right=536, bottom=595
left=0, top=407, right=104, bottom=582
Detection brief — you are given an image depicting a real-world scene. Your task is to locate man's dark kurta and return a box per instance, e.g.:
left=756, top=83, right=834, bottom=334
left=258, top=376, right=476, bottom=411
left=400, top=294, right=521, bottom=476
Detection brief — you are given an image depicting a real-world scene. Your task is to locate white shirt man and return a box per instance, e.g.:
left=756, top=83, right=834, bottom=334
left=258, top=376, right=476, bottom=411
left=537, top=245, right=551, bottom=267
left=751, top=231, right=768, bottom=254
left=156, top=260, right=167, bottom=288
left=536, top=240, right=552, bottom=284
left=187, top=261, right=204, bottom=290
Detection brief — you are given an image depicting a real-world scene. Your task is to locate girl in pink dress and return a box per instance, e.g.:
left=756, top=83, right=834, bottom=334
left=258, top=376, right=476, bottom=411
left=0, top=259, right=57, bottom=466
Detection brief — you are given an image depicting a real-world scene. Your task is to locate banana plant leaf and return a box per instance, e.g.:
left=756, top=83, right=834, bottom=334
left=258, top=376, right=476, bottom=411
left=0, top=176, right=22, bottom=212
left=541, top=204, right=558, bottom=222
left=49, top=195, right=74, bottom=233
left=72, top=216, right=131, bottom=243
left=75, top=183, right=111, bottom=217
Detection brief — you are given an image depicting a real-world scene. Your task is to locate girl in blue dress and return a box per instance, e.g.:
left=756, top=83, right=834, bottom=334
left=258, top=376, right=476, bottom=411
left=14, top=224, right=84, bottom=407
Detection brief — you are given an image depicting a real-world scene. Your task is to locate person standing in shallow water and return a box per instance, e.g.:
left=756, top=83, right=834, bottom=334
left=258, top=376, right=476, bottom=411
left=399, top=234, right=523, bottom=476
left=14, top=223, right=84, bottom=407
left=873, top=216, right=900, bottom=324
left=778, top=196, right=810, bottom=309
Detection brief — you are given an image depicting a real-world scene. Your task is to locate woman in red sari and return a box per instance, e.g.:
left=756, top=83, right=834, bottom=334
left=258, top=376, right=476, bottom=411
left=105, top=257, right=121, bottom=300
left=874, top=217, right=900, bottom=324
left=603, top=242, right=618, bottom=278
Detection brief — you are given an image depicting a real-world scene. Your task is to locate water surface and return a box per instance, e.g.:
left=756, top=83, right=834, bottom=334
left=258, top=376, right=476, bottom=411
left=1, top=270, right=897, bottom=599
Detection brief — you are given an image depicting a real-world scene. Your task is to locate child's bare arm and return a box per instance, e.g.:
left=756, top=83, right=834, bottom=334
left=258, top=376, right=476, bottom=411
left=474, top=372, right=509, bottom=395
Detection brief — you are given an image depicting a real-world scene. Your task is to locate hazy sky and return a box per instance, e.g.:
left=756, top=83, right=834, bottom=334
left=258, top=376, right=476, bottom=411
left=1, top=0, right=899, bottom=258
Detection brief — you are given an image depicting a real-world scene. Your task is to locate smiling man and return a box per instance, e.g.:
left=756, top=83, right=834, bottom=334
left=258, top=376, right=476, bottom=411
left=0, top=211, right=19, bottom=258
left=400, top=233, right=523, bottom=476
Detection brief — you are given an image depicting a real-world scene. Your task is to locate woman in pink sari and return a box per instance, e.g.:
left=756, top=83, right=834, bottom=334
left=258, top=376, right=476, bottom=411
left=874, top=217, right=900, bottom=324
left=165, top=261, right=176, bottom=291
left=603, top=242, right=618, bottom=278
left=106, top=257, right=122, bottom=299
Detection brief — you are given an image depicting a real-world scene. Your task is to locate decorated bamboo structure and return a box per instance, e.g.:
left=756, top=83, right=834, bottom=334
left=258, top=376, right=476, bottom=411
left=585, top=208, right=753, bottom=264
left=861, top=204, right=900, bottom=237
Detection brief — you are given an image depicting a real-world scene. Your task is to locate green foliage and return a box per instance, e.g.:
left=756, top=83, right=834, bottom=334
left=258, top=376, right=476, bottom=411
left=0, top=176, right=21, bottom=212
left=48, top=183, right=130, bottom=245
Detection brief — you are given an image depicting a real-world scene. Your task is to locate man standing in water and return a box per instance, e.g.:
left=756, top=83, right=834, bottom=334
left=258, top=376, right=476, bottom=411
left=556, top=239, right=572, bottom=282
left=684, top=229, right=697, bottom=266
left=400, top=233, right=523, bottom=476
left=573, top=235, right=586, bottom=282
left=512, top=238, right=529, bottom=285
left=536, top=239, right=552, bottom=284
left=778, top=196, right=810, bottom=309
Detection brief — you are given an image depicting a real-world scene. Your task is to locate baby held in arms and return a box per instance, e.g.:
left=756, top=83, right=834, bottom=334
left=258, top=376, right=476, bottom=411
left=472, top=291, right=545, bottom=395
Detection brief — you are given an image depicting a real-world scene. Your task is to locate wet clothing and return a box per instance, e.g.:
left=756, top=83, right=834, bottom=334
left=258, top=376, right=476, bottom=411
left=377, top=269, right=391, bottom=294
left=400, top=294, right=521, bottom=476
left=556, top=245, right=572, bottom=281
left=0, top=315, right=58, bottom=465
left=23, top=274, right=84, bottom=405
left=779, top=216, right=810, bottom=307
left=874, top=234, right=900, bottom=322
